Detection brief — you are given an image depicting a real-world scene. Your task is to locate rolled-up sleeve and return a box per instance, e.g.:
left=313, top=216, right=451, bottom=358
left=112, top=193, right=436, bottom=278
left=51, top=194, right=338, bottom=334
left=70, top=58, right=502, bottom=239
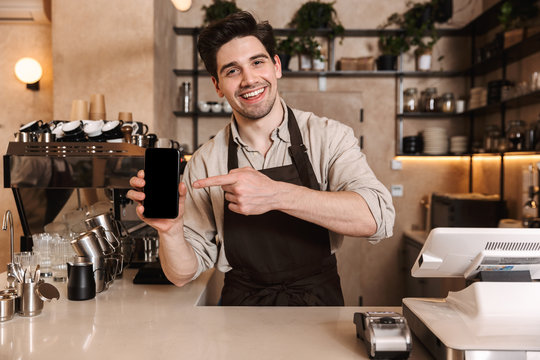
left=181, top=155, right=219, bottom=279
left=314, top=118, right=395, bottom=241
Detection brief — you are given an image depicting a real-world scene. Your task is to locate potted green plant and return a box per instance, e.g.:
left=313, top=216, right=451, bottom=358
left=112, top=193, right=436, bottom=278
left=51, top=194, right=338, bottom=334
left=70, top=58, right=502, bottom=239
left=202, top=0, right=242, bottom=26
left=276, top=35, right=299, bottom=71
left=379, top=0, right=450, bottom=71
left=377, top=32, right=409, bottom=70
left=285, top=1, right=344, bottom=71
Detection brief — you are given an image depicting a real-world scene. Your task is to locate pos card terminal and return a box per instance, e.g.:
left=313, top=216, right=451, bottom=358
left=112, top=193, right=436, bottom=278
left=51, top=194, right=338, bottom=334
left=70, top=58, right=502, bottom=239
left=354, top=311, right=412, bottom=359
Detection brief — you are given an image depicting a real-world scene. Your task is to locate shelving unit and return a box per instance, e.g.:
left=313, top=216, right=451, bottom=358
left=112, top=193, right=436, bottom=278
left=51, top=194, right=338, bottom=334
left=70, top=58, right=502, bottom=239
left=172, top=26, right=464, bottom=148
left=172, top=0, right=540, bottom=185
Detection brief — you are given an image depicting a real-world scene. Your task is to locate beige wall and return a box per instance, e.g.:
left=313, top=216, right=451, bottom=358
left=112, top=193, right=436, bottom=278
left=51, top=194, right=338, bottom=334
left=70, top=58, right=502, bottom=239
left=0, top=0, right=539, bottom=306
left=0, top=22, right=53, bottom=263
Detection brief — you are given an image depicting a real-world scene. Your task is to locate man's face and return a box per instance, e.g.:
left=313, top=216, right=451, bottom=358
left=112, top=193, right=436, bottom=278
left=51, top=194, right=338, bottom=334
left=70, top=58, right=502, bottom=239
left=212, top=36, right=282, bottom=121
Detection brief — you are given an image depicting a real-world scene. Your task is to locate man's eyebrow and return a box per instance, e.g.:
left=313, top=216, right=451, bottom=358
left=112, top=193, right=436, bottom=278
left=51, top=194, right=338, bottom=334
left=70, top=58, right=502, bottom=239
left=218, top=53, right=270, bottom=75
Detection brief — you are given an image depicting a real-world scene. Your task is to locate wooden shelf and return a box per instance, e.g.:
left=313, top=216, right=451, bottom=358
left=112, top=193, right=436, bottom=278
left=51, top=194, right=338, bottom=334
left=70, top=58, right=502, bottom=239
left=174, top=69, right=465, bottom=78
left=470, top=32, right=540, bottom=76
left=464, top=90, right=540, bottom=117
left=398, top=112, right=467, bottom=118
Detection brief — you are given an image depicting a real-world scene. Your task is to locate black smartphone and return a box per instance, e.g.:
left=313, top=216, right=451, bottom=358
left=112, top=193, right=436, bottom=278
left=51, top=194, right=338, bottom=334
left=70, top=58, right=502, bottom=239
left=143, top=148, right=180, bottom=218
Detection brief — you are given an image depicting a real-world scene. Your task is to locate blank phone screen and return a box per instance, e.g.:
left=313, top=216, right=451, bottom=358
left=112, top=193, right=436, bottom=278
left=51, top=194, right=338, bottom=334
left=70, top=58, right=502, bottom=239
left=143, top=148, right=180, bottom=218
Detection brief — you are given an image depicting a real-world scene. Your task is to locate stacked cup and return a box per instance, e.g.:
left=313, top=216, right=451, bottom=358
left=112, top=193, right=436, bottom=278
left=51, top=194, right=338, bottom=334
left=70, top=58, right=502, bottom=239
left=89, top=94, right=106, bottom=120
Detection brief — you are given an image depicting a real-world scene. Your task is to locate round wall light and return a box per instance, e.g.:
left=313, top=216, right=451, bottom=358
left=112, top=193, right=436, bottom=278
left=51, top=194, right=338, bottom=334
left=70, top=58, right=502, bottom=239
left=14, top=57, right=43, bottom=90
left=171, top=0, right=192, bottom=12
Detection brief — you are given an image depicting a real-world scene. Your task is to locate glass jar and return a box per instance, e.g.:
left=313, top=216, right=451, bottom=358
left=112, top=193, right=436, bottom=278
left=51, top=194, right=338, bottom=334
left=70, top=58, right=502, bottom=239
left=423, top=87, right=438, bottom=112
left=506, top=120, right=526, bottom=151
left=483, top=125, right=501, bottom=152
left=440, top=92, right=455, bottom=113
left=403, top=88, right=419, bottom=112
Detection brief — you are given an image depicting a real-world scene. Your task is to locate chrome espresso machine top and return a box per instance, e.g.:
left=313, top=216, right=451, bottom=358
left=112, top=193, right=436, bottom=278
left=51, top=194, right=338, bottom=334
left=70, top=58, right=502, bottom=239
left=3, top=141, right=146, bottom=252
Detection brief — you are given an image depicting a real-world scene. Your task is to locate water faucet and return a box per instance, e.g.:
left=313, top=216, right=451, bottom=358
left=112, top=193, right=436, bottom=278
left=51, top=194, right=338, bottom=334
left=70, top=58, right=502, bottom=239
left=2, top=210, right=14, bottom=264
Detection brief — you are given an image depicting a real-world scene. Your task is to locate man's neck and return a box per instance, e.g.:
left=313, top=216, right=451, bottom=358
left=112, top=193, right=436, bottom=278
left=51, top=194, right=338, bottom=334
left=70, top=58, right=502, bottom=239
left=235, top=97, right=284, bottom=156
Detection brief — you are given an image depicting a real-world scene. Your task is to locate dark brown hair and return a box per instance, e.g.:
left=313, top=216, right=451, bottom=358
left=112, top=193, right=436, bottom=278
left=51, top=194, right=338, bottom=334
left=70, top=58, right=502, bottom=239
left=197, top=11, right=277, bottom=80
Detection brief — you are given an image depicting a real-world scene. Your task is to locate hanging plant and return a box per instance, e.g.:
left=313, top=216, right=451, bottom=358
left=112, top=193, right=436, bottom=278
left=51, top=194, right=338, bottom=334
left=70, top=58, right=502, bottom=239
left=290, top=0, right=344, bottom=40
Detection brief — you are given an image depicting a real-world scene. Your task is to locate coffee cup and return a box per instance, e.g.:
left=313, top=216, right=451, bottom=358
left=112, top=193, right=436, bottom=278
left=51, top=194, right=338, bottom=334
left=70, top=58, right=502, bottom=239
left=83, top=120, right=105, bottom=137
left=62, top=120, right=84, bottom=135
left=51, top=123, right=65, bottom=139
left=102, top=120, right=124, bottom=140
left=209, top=102, right=222, bottom=112
left=198, top=101, right=211, bottom=112
left=156, top=138, right=180, bottom=149
left=46, top=120, right=64, bottom=132
left=70, top=99, right=89, bottom=121
left=61, top=120, right=86, bottom=142
left=19, top=120, right=43, bottom=133
left=118, top=112, right=133, bottom=122
left=223, top=100, right=233, bottom=113
left=124, top=121, right=148, bottom=135
left=89, top=94, right=106, bottom=120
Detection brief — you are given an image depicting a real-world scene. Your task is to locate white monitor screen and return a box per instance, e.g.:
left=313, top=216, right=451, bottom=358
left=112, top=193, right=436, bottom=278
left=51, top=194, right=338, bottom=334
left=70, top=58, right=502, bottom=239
left=412, top=227, right=540, bottom=280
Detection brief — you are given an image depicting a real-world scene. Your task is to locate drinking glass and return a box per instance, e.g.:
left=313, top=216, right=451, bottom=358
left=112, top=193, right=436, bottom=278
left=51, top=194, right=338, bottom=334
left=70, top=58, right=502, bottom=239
left=32, top=233, right=53, bottom=277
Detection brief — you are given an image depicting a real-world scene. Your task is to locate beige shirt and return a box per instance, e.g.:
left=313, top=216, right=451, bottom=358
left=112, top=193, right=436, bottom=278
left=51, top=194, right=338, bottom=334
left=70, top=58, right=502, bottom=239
left=182, top=98, right=395, bottom=278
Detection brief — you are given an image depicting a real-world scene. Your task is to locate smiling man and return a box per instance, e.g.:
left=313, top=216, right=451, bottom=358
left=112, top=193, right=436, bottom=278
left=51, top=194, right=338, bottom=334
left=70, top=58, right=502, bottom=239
left=128, top=11, right=395, bottom=306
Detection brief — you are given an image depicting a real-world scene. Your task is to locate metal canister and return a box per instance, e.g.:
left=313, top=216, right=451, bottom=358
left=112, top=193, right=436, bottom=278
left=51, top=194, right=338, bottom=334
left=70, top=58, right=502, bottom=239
left=180, top=82, right=191, bottom=113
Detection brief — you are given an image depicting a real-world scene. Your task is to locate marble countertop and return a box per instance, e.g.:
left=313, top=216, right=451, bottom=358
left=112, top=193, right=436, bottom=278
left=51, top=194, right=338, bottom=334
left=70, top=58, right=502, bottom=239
left=0, top=268, right=432, bottom=359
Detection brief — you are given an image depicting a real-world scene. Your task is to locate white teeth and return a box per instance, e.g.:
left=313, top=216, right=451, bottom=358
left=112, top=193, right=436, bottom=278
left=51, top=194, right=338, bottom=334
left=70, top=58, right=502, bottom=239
left=241, top=88, right=264, bottom=99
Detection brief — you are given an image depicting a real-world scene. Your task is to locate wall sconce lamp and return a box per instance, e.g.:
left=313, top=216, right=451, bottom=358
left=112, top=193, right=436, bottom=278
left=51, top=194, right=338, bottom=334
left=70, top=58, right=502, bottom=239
left=14, top=57, right=43, bottom=91
left=171, top=0, right=192, bottom=12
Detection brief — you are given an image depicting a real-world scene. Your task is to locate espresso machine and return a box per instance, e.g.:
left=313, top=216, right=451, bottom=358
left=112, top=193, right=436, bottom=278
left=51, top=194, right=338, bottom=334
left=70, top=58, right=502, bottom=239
left=3, top=141, right=167, bottom=283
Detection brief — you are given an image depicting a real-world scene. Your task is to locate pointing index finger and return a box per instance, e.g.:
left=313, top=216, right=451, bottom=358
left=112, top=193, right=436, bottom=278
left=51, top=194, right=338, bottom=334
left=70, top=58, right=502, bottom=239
left=193, top=174, right=236, bottom=188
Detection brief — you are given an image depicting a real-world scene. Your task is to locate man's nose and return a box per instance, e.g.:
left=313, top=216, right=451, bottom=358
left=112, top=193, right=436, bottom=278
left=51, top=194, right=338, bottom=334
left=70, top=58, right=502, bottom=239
left=240, top=68, right=257, bottom=86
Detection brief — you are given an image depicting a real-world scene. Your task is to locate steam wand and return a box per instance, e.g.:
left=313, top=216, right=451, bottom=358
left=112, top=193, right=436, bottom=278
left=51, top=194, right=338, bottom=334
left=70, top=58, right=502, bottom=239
left=2, top=210, right=16, bottom=287
left=2, top=210, right=14, bottom=265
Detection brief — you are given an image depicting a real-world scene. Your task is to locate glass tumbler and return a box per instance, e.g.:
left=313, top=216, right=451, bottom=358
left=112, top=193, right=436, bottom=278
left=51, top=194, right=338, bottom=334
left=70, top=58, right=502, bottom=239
left=51, top=235, right=74, bottom=282
left=32, top=233, right=53, bottom=277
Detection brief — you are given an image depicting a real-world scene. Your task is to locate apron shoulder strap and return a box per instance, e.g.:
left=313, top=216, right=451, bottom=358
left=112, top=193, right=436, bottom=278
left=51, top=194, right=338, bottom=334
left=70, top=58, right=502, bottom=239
left=286, top=107, right=320, bottom=190
left=227, top=107, right=320, bottom=190
left=227, top=126, right=238, bottom=172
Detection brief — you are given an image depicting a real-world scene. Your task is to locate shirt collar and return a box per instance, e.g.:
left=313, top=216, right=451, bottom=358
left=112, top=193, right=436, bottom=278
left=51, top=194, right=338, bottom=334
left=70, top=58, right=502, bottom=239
left=230, top=97, right=291, bottom=148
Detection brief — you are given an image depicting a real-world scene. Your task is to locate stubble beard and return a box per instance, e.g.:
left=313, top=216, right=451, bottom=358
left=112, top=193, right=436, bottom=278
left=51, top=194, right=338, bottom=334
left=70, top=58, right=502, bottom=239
left=233, top=83, right=276, bottom=120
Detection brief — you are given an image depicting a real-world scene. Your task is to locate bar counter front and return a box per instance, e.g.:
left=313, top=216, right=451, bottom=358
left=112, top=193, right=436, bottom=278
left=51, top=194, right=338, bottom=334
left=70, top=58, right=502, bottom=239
left=0, top=269, right=431, bottom=359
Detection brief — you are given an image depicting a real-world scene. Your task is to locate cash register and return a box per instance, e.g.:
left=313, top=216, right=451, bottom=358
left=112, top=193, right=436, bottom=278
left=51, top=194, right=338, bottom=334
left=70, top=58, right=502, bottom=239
left=403, top=227, right=540, bottom=359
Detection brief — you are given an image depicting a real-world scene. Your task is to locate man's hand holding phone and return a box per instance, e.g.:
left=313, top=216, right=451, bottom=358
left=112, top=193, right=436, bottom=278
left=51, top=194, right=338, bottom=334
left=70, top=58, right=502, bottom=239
left=127, top=169, right=187, bottom=233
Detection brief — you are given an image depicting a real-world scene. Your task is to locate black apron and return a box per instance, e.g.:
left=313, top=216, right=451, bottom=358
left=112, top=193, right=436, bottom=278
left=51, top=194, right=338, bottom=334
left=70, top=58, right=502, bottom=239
left=221, top=107, right=344, bottom=306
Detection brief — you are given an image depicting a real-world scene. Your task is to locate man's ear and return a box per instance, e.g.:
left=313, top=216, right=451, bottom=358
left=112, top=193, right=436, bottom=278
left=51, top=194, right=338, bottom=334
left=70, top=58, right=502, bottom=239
left=211, top=76, right=224, bottom=98
left=273, top=54, right=283, bottom=80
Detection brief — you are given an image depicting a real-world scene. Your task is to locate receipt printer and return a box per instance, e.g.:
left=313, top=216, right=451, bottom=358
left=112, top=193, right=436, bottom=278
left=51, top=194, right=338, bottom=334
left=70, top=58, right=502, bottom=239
left=354, top=311, right=412, bottom=359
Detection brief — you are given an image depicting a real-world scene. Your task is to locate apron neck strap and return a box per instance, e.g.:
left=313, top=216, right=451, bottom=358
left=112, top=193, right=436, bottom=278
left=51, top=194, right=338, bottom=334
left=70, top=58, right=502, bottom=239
left=227, top=107, right=316, bottom=189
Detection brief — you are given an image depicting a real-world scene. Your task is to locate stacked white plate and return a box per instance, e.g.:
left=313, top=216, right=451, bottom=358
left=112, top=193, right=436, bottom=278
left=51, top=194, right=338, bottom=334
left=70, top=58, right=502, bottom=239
left=423, top=127, right=448, bottom=155
left=450, top=136, right=467, bottom=154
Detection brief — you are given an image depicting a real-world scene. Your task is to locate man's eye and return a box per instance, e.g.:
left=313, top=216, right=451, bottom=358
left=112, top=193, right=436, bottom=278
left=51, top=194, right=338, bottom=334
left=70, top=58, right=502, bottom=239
left=226, top=68, right=238, bottom=76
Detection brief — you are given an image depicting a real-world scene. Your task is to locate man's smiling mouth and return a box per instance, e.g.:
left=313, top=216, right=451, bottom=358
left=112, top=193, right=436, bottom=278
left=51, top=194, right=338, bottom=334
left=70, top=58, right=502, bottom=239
left=241, top=88, right=264, bottom=99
